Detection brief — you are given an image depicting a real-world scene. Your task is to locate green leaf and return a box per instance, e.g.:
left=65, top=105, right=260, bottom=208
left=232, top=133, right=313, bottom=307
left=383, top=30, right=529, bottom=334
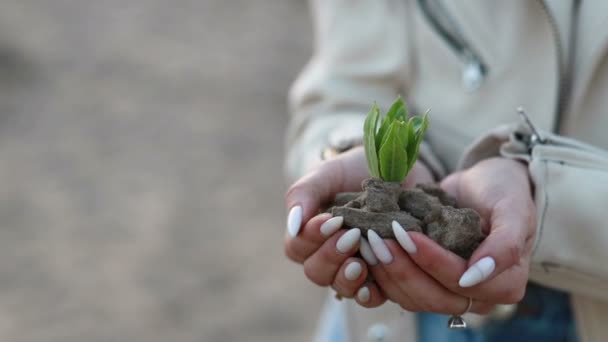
left=375, top=96, right=407, bottom=150
left=398, top=118, right=409, bottom=150
left=386, top=96, right=407, bottom=122
left=412, top=109, right=430, bottom=140
left=378, top=121, right=408, bottom=182
left=406, top=117, right=416, bottom=145
left=406, top=110, right=430, bottom=172
left=409, top=116, right=423, bottom=133
left=363, top=103, right=381, bottom=178
left=375, top=115, right=390, bottom=151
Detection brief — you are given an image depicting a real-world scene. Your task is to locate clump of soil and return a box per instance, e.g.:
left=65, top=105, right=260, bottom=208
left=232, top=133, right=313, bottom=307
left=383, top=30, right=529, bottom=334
left=329, top=178, right=485, bottom=259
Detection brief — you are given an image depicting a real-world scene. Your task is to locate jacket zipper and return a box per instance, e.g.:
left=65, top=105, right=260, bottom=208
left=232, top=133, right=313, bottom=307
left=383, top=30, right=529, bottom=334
left=534, top=0, right=563, bottom=134
left=420, top=0, right=580, bottom=130
left=535, top=0, right=582, bottom=133
left=417, top=0, right=487, bottom=92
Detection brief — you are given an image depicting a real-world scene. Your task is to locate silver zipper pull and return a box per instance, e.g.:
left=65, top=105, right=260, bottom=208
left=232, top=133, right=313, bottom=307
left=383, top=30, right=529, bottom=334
left=462, top=52, right=483, bottom=92
left=517, top=107, right=545, bottom=146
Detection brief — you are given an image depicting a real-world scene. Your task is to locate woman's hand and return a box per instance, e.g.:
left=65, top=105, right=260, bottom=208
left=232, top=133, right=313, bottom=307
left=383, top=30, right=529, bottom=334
left=434, top=157, right=536, bottom=298
left=283, top=146, right=434, bottom=306
left=372, top=157, right=536, bottom=313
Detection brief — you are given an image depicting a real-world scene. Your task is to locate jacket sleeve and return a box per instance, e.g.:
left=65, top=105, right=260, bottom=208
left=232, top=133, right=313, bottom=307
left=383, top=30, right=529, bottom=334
left=285, top=0, right=414, bottom=182
left=459, top=124, right=608, bottom=301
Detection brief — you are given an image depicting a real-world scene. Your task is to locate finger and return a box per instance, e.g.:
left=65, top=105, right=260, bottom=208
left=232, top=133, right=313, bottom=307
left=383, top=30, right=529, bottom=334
left=402, top=161, right=434, bottom=189
left=406, top=220, right=529, bottom=304
left=303, top=228, right=361, bottom=287
left=408, top=224, right=528, bottom=304
left=367, top=262, right=420, bottom=312
left=439, top=172, right=462, bottom=200
left=440, top=171, right=493, bottom=226
left=284, top=213, right=344, bottom=263
left=369, top=230, right=486, bottom=315
left=332, top=258, right=368, bottom=298
left=359, top=237, right=379, bottom=266
left=407, top=232, right=507, bottom=301
left=365, top=233, right=421, bottom=312
left=383, top=240, right=473, bottom=314
left=385, top=240, right=494, bottom=314
left=459, top=197, right=535, bottom=289
left=354, top=282, right=387, bottom=308
left=406, top=231, right=467, bottom=290
left=285, top=147, right=368, bottom=237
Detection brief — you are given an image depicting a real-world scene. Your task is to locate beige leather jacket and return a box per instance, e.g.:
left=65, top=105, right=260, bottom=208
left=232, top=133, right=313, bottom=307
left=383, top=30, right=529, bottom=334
left=286, top=1, right=608, bottom=341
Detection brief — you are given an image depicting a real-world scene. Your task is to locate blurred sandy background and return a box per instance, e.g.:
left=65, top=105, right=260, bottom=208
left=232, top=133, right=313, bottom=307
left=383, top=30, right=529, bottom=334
left=0, top=1, right=325, bottom=341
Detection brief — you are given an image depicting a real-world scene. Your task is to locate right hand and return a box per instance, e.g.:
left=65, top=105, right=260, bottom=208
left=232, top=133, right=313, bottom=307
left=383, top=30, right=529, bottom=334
left=283, top=146, right=434, bottom=306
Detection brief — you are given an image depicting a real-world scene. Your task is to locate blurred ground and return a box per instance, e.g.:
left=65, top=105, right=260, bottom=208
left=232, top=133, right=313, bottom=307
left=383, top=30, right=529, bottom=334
left=0, top=1, right=324, bottom=341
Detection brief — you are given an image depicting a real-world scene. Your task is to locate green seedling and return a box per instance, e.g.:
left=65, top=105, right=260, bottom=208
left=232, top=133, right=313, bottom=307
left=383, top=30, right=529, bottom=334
left=363, top=97, right=429, bottom=182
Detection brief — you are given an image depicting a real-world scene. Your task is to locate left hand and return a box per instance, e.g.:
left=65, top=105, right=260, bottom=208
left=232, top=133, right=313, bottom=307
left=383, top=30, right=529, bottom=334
left=367, top=157, right=536, bottom=314
left=283, top=147, right=434, bottom=307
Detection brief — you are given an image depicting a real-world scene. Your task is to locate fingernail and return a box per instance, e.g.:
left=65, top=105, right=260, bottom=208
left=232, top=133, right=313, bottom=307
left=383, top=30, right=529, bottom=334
left=357, top=286, right=370, bottom=303
left=320, top=216, right=344, bottom=237
left=344, top=261, right=362, bottom=280
left=287, top=206, right=303, bottom=237
left=459, top=256, right=496, bottom=287
left=360, top=238, right=378, bottom=266
left=367, top=230, right=393, bottom=264
left=336, top=228, right=361, bottom=253
left=392, top=221, right=417, bottom=254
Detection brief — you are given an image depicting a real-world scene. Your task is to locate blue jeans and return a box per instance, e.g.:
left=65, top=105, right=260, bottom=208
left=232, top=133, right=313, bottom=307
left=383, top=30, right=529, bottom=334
left=417, top=282, right=578, bottom=342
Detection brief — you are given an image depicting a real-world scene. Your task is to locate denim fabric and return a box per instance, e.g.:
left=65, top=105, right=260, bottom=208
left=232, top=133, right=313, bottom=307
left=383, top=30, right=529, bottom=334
left=417, top=283, right=578, bottom=342
left=315, top=293, right=349, bottom=342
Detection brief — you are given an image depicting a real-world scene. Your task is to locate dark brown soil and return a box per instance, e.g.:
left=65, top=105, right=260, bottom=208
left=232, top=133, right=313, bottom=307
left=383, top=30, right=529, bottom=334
left=329, top=178, right=485, bottom=259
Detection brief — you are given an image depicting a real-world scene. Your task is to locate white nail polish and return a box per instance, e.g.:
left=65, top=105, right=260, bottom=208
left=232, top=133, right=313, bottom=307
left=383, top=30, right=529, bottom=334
left=357, top=286, right=370, bottom=303
left=360, top=238, right=379, bottom=266
left=344, top=261, right=362, bottom=280
left=320, top=216, right=343, bottom=237
left=367, top=230, right=393, bottom=264
left=392, top=221, right=417, bottom=254
left=287, top=206, right=303, bottom=237
left=336, top=228, right=361, bottom=253
left=459, top=256, right=496, bottom=287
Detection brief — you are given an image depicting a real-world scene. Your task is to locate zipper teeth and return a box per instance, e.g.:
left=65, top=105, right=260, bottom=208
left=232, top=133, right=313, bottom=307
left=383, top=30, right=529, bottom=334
left=561, top=0, right=582, bottom=132
left=535, top=0, right=565, bottom=132
left=418, top=0, right=465, bottom=54
left=418, top=0, right=487, bottom=74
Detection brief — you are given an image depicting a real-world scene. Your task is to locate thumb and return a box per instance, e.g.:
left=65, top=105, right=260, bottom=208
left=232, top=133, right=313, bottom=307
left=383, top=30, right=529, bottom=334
left=285, top=147, right=368, bottom=237
left=439, top=171, right=462, bottom=198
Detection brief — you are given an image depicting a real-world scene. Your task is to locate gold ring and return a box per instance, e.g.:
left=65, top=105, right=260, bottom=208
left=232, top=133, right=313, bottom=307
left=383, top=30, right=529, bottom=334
left=462, top=296, right=473, bottom=315
left=448, top=297, right=473, bottom=329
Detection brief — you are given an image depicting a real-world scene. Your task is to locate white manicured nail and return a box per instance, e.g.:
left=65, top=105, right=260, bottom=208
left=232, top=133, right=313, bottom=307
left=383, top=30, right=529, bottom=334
left=392, top=221, right=417, bottom=254
left=360, top=238, right=378, bottom=266
left=459, top=256, right=496, bottom=287
left=287, top=206, right=302, bottom=237
left=320, top=216, right=343, bottom=237
left=367, top=230, right=393, bottom=264
left=336, top=228, right=361, bottom=253
left=357, top=286, right=370, bottom=303
left=344, top=261, right=362, bottom=280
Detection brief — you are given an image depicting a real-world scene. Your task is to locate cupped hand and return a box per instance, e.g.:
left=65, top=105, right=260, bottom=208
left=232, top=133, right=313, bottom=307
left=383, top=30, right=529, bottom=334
left=283, top=146, right=434, bottom=306
left=362, top=157, right=535, bottom=315
left=400, top=157, right=537, bottom=307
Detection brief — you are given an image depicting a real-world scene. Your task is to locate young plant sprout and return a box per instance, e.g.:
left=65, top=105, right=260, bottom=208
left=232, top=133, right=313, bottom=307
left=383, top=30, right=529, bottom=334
left=364, top=97, right=429, bottom=183
left=328, top=96, right=484, bottom=259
